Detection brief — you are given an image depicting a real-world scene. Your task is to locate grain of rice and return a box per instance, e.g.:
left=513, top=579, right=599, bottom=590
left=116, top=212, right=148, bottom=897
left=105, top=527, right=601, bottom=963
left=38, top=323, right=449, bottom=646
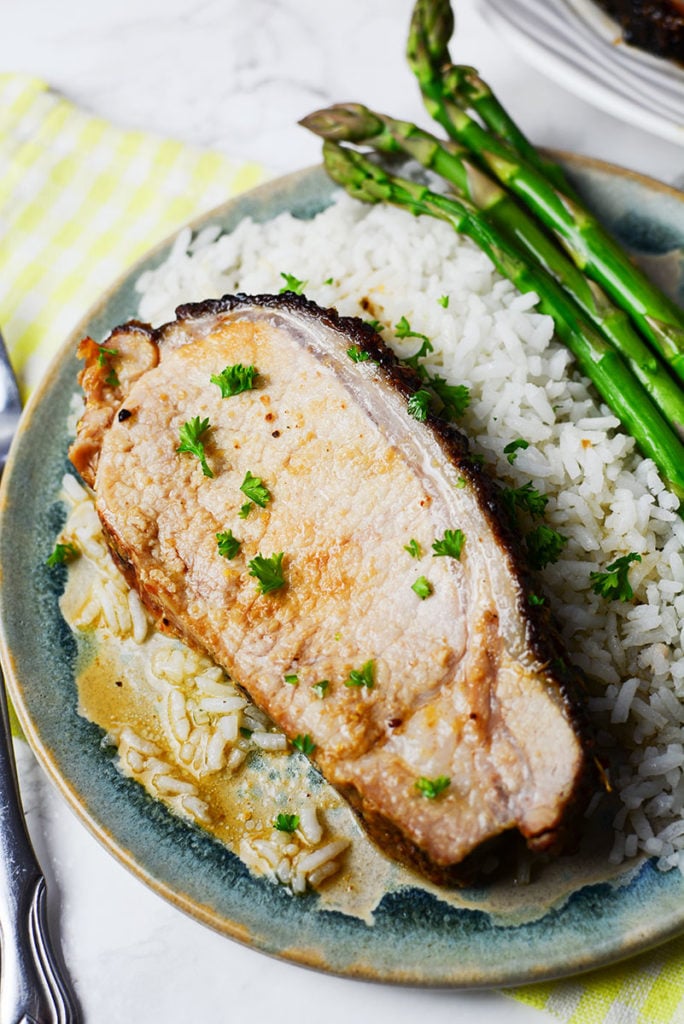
left=252, top=731, right=288, bottom=752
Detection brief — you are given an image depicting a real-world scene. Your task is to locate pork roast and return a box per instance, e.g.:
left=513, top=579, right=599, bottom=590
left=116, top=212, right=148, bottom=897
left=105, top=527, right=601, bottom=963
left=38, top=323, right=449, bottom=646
left=70, top=293, right=593, bottom=883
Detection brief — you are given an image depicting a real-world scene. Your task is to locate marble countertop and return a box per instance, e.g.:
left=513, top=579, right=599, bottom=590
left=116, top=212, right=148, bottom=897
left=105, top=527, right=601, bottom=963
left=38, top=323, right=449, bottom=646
left=2, top=0, right=683, bottom=1020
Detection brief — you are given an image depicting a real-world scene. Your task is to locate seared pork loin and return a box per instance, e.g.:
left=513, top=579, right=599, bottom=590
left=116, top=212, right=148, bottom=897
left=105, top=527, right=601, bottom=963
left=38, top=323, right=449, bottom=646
left=70, top=293, right=592, bottom=883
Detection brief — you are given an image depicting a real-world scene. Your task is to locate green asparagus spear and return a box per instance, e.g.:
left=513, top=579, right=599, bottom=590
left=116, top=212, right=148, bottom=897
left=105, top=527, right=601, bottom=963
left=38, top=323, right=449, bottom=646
left=302, top=103, right=684, bottom=437
left=407, top=0, right=684, bottom=382
left=321, top=141, right=684, bottom=501
left=406, top=0, right=572, bottom=194
left=444, top=65, right=574, bottom=196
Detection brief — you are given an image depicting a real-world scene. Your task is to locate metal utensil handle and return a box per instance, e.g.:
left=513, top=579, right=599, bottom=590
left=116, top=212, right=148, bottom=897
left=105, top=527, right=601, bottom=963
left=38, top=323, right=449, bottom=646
left=0, top=679, right=80, bottom=1023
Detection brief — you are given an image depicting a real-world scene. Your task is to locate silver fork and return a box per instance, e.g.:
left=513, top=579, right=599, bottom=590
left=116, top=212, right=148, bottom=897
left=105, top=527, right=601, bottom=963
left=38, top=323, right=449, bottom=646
left=0, top=327, right=80, bottom=1023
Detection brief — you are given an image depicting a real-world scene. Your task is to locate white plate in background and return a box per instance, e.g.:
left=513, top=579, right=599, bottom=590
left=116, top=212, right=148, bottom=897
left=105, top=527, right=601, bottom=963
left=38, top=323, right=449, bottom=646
left=478, top=0, right=684, bottom=145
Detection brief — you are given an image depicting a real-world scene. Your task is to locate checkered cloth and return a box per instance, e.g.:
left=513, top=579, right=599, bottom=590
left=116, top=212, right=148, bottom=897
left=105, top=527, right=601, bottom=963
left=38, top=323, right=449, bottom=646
left=2, top=71, right=683, bottom=1024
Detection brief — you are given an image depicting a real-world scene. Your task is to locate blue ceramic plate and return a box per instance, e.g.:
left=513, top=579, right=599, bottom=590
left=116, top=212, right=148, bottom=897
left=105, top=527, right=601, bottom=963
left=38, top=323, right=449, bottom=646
left=2, top=157, right=684, bottom=988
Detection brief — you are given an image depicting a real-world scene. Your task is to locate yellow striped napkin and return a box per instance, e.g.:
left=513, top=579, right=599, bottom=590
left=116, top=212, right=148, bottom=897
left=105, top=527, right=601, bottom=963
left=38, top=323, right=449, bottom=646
left=2, top=71, right=684, bottom=1024
left=0, top=74, right=264, bottom=396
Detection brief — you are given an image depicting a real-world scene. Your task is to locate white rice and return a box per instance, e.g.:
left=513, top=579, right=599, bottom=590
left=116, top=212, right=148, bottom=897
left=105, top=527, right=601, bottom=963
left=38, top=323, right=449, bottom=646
left=61, top=189, right=684, bottom=883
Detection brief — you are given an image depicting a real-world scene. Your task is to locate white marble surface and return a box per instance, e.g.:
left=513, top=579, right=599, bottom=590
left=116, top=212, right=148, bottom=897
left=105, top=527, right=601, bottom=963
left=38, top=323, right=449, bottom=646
left=2, top=0, right=684, bottom=1020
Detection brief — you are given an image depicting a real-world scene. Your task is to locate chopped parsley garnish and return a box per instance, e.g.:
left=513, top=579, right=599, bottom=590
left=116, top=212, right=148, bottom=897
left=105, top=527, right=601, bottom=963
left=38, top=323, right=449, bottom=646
left=279, top=272, right=306, bottom=294
left=430, top=375, right=470, bottom=420
left=395, top=316, right=434, bottom=375
left=292, top=734, right=316, bottom=755
left=432, top=529, right=465, bottom=560
left=415, top=775, right=451, bottom=799
left=438, top=295, right=449, bottom=308
left=97, top=345, right=118, bottom=367
left=407, top=389, right=431, bottom=422
left=455, top=477, right=467, bottom=489
left=467, top=453, right=485, bottom=467
left=347, top=346, right=371, bottom=362
left=46, top=542, right=78, bottom=567
left=528, top=593, right=545, bottom=607
left=240, top=470, right=271, bottom=507
left=411, top=575, right=432, bottom=599
left=238, top=502, right=252, bottom=519
left=345, top=659, right=375, bottom=689
left=177, top=416, right=213, bottom=477
left=503, top=438, right=529, bottom=464
left=240, top=727, right=253, bottom=739
left=284, top=673, right=299, bottom=686
left=404, top=539, right=422, bottom=559
left=526, top=525, right=568, bottom=569
left=365, top=319, right=384, bottom=333
left=248, top=552, right=286, bottom=594
left=589, top=553, right=642, bottom=602
left=216, top=530, right=241, bottom=559
left=312, top=680, right=329, bottom=698
left=274, top=813, right=299, bottom=833
left=97, top=346, right=120, bottom=388
left=210, top=362, right=258, bottom=397
left=324, top=277, right=334, bottom=285
left=501, top=481, right=548, bottom=520
left=395, top=315, right=431, bottom=348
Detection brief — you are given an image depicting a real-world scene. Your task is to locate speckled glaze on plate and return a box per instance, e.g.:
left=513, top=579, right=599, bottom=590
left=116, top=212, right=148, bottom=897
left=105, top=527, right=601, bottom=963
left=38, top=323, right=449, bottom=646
left=2, top=156, right=684, bottom=988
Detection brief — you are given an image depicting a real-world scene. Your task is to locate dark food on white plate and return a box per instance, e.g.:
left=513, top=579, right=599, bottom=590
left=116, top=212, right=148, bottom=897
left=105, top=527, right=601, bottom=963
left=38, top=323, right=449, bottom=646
left=70, top=292, right=593, bottom=884
left=594, top=0, right=684, bottom=61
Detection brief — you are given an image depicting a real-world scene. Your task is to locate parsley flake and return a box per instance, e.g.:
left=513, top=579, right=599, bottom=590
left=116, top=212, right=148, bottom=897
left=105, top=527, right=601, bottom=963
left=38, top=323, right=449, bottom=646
left=216, top=530, right=241, bottom=559
left=324, top=277, right=334, bottom=285
left=526, top=525, right=568, bottom=569
left=432, top=529, right=465, bottom=560
left=312, top=680, right=329, bottom=698
left=503, top=438, right=529, bottom=464
left=455, top=477, right=467, bottom=489
left=284, top=673, right=299, bottom=686
left=292, top=733, right=316, bottom=755
left=430, top=375, right=470, bottom=420
left=395, top=316, right=434, bottom=375
left=590, top=553, right=642, bottom=602
left=240, top=471, right=271, bottom=508
left=210, top=362, right=258, bottom=398
left=404, top=539, right=422, bottom=559
left=365, top=319, right=384, bottom=333
left=438, top=295, right=449, bottom=308
left=407, top=389, right=431, bottom=422
left=46, top=542, right=78, bottom=567
left=104, top=368, right=120, bottom=388
left=238, top=502, right=252, bottom=519
left=177, top=416, right=213, bottom=477
left=412, top=575, right=432, bottom=599
left=97, top=345, right=118, bottom=367
left=345, top=660, right=375, bottom=689
left=528, top=593, right=545, bottom=607
left=279, top=272, right=306, bottom=295
left=347, top=346, right=371, bottom=362
left=240, top=726, right=253, bottom=739
left=501, top=481, right=548, bottom=520
left=248, top=552, right=286, bottom=594
left=415, top=775, right=451, bottom=799
left=274, top=813, right=299, bottom=833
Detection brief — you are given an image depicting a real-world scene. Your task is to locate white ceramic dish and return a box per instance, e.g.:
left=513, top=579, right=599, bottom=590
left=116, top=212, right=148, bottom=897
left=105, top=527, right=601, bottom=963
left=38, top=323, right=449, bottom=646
left=478, top=0, right=684, bottom=145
